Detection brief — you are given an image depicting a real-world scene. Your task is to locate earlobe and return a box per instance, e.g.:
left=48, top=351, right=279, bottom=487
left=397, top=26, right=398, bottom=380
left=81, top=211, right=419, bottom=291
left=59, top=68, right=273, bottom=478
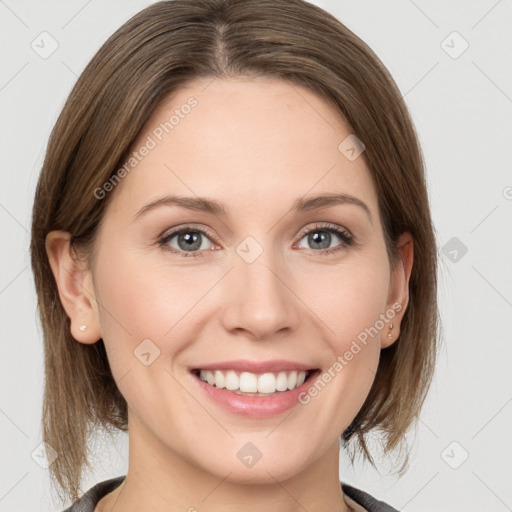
left=45, top=231, right=101, bottom=344
left=381, top=232, right=414, bottom=349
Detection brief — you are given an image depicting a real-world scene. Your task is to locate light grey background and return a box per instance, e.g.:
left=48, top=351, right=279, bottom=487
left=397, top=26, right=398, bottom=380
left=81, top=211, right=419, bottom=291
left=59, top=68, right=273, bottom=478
left=1, top=0, right=511, bottom=511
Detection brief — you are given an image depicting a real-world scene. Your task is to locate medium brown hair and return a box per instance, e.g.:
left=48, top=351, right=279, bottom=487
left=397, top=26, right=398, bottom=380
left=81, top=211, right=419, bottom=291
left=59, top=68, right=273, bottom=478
left=30, top=0, right=439, bottom=504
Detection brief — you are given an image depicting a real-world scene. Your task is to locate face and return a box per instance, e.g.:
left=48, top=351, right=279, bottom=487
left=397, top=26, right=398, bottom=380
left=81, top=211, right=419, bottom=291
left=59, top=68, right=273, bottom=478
left=79, top=77, right=407, bottom=484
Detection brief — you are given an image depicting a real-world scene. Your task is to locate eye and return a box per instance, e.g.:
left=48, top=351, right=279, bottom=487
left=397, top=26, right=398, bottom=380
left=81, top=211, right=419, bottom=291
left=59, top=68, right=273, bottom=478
left=158, top=225, right=217, bottom=257
left=296, top=223, right=353, bottom=255
left=158, top=222, right=354, bottom=258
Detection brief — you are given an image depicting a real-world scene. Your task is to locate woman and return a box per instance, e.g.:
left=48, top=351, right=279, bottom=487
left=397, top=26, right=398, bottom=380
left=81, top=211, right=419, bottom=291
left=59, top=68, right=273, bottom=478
left=30, top=1, right=438, bottom=510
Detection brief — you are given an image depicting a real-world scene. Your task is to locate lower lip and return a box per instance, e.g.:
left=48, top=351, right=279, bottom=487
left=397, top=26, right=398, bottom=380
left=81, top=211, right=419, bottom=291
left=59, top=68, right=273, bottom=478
left=191, top=370, right=321, bottom=418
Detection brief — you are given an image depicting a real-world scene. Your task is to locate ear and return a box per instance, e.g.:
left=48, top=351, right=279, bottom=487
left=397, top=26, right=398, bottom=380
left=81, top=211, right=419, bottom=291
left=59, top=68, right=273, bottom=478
left=45, top=230, right=101, bottom=344
left=381, top=232, right=414, bottom=349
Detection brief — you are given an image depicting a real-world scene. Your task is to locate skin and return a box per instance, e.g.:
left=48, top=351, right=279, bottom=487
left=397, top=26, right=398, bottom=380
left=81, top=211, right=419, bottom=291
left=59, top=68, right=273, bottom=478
left=47, top=77, right=413, bottom=512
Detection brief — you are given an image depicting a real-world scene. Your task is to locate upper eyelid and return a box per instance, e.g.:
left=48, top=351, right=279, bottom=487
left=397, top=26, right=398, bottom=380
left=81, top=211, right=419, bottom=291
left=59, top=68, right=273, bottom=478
left=160, top=223, right=217, bottom=240
left=296, top=222, right=352, bottom=239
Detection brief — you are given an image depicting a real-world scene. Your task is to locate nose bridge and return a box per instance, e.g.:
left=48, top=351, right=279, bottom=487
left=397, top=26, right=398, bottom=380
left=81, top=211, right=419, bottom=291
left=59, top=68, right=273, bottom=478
left=221, top=237, right=299, bottom=338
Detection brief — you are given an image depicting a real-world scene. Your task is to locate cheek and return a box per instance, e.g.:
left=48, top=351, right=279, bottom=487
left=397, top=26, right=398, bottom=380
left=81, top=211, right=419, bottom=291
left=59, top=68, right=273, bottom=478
left=92, top=246, right=197, bottom=373
left=296, top=255, right=391, bottom=353
left=284, top=255, right=391, bottom=441
left=95, top=241, right=206, bottom=333
left=92, top=249, right=205, bottom=419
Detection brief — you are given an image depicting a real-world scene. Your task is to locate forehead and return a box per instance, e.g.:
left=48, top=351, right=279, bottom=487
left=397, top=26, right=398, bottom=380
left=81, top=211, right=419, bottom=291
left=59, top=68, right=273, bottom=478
left=106, top=77, right=378, bottom=220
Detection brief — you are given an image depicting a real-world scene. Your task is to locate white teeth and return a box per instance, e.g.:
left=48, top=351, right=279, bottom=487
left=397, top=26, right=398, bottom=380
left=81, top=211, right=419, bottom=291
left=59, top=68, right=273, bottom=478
left=257, top=373, right=275, bottom=393
left=287, top=371, right=297, bottom=390
left=240, top=372, right=258, bottom=392
left=198, top=369, right=309, bottom=393
left=296, top=371, right=306, bottom=387
left=225, top=370, right=239, bottom=391
left=214, top=370, right=225, bottom=389
left=206, top=371, right=215, bottom=386
left=276, top=372, right=288, bottom=391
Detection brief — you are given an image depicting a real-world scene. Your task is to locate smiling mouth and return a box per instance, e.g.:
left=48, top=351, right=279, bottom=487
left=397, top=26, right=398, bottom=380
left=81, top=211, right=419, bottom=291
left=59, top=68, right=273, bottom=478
left=190, top=368, right=319, bottom=396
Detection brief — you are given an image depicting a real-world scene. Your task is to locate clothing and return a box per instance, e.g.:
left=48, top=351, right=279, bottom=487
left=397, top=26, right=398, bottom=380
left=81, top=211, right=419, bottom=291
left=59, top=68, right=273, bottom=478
left=63, top=475, right=399, bottom=512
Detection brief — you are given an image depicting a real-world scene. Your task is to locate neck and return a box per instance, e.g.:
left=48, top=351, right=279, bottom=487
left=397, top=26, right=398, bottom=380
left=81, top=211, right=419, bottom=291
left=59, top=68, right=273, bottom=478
left=97, top=413, right=354, bottom=512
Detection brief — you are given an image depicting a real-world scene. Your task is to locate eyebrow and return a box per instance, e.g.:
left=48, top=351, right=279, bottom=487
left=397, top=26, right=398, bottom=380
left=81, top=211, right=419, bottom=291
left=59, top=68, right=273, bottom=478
left=134, top=193, right=373, bottom=223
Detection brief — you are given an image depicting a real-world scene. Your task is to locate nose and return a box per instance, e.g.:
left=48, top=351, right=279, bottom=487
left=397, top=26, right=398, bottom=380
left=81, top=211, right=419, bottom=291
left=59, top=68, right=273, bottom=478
left=220, top=249, right=300, bottom=340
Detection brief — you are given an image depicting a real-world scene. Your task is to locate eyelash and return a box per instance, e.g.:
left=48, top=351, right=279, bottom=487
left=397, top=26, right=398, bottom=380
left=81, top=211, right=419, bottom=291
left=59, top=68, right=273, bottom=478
left=157, top=222, right=354, bottom=258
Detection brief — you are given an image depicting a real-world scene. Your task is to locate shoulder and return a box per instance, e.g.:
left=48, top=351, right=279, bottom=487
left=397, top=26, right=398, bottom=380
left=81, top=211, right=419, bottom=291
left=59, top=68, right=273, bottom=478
left=62, top=476, right=396, bottom=512
left=62, top=476, right=126, bottom=512
left=342, top=482, right=400, bottom=512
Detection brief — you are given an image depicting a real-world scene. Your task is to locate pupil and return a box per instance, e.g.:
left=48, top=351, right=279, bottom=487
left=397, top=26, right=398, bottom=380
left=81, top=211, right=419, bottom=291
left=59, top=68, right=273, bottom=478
left=179, top=232, right=201, bottom=251
left=310, top=231, right=330, bottom=249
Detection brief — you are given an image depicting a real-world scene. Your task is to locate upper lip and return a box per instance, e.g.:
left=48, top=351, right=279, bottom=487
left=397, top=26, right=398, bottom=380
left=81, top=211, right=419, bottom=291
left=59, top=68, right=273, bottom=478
left=189, top=359, right=317, bottom=374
